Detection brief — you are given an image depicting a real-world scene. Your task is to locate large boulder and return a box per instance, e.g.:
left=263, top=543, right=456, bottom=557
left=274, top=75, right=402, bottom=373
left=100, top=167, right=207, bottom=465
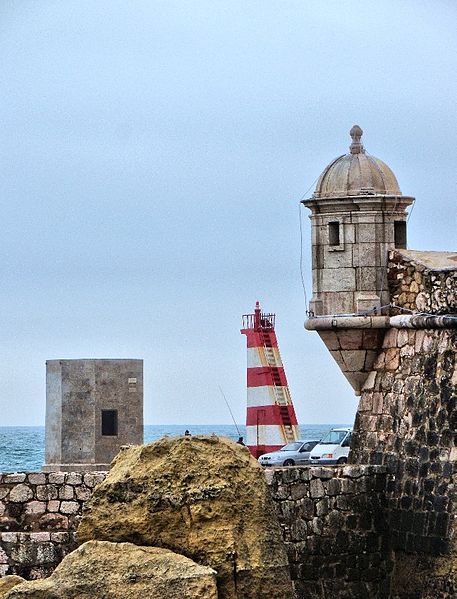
left=0, top=577, right=25, bottom=598
left=5, top=540, right=218, bottom=599
left=78, top=435, right=294, bottom=599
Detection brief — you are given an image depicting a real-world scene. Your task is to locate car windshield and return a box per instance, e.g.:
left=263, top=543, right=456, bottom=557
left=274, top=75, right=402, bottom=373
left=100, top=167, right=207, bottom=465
left=280, top=442, right=303, bottom=451
left=302, top=441, right=318, bottom=452
left=319, top=430, right=348, bottom=444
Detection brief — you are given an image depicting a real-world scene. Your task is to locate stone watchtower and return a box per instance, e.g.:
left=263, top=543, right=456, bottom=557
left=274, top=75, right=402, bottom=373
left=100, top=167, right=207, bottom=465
left=43, top=359, right=143, bottom=472
left=303, top=125, right=414, bottom=317
left=303, top=126, right=415, bottom=393
left=302, top=127, right=457, bottom=596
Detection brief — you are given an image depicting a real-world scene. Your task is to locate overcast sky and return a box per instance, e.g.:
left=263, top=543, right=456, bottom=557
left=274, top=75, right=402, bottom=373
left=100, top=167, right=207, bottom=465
left=1, top=1, right=456, bottom=426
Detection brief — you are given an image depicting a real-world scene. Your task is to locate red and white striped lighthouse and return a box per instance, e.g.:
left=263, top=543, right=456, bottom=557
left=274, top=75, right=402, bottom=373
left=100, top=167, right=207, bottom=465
left=240, top=301, right=299, bottom=458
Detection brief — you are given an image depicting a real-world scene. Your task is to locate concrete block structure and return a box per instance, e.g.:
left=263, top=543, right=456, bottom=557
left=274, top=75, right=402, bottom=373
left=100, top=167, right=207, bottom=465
left=43, top=359, right=143, bottom=472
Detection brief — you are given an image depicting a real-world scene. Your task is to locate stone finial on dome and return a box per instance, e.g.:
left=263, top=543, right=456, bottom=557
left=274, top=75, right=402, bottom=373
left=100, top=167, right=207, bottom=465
left=312, top=125, right=402, bottom=198
left=350, top=125, right=364, bottom=154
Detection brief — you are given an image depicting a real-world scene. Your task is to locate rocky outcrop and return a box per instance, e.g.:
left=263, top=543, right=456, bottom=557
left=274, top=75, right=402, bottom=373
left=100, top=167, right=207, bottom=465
left=78, top=435, right=294, bottom=599
left=4, top=540, right=218, bottom=598
left=0, top=577, right=25, bottom=598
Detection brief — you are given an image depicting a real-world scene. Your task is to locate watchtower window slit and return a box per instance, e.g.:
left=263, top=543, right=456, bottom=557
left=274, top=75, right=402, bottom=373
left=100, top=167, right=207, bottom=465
left=394, top=221, right=407, bottom=249
left=328, top=221, right=340, bottom=246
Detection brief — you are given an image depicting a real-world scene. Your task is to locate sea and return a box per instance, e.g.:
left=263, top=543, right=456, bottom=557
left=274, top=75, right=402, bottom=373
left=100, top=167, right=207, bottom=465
left=0, top=424, right=350, bottom=473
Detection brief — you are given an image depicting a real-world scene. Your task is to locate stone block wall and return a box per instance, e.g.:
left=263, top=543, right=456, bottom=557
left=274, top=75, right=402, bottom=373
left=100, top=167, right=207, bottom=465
left=0, top=532, right=73, bottom=580
left=0, top=471, right=106, bottom=578
left=1, top=467, right=392, bottom=598
left=388, top=249, right=457, bottom=314
left=352, top=328, right=456, bottom=553
left=351, top=325, right=457, bottom=597
left=1, top=456, right=455, bottom=597
left=266, top=464, right=392, bottom=599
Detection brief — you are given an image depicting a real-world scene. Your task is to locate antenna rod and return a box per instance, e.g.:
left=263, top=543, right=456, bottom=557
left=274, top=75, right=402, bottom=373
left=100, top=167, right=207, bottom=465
left=218, top=386, right=241, bottom=437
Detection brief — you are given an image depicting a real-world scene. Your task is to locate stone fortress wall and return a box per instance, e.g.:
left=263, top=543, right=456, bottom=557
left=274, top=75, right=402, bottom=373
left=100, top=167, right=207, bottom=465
left=266, top=465, right=392, bottom=599
left=3, top=457, right=449, bottom=599
left=0, top=471, right=105, bottom=579
left=0, top=466, right=392, bottom=598
left=351, top=250, right=457, bottom=598
left=388, top=249, right=457, bottom=315
left=300, top=121, right=457, bottom=598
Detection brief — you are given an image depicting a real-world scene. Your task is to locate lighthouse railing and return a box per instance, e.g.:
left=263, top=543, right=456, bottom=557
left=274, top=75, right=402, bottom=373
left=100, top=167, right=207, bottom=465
left=241, top=312, right=275, bottom=330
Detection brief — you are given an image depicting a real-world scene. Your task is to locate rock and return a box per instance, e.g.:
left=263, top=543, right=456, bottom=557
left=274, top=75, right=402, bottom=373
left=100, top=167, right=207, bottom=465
left=3, top=475, right=26, bottom=485
left=78, top=435, right=294, bottom=599
left=4, top=540, right=218, bottom=599
left=0, top=576, right=25, bottom=598
left=0, top=517, right=20, bottom=532
left=37, top=514, right=69, bottom=531
left=8, top=486, right=33, bottom=503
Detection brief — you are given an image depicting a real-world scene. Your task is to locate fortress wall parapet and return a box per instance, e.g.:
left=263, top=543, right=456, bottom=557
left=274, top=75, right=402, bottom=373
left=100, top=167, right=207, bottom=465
left=388, top=249, right=457, bottom=315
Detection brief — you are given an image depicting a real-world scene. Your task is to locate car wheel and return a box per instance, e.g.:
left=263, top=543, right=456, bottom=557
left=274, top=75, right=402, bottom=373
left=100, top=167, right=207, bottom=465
left=337, top=457, right=347, bottom=464
left=283, top=459, right=295, bottom=466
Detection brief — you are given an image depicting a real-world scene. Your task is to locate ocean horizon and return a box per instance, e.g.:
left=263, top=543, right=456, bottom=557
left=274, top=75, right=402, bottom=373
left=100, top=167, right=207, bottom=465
left=0, top=424, right=350, bottom=473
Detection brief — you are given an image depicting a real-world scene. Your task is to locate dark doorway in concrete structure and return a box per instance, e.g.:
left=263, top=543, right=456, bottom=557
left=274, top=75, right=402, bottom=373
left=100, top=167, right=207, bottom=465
left=102, top=410, right=118, bottom=436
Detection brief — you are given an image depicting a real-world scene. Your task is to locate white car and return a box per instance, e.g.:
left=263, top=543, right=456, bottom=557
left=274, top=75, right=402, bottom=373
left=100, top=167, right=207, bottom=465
left=309, top=428, right=352, bottom=465
left=258, top=440, right=320, bottom=467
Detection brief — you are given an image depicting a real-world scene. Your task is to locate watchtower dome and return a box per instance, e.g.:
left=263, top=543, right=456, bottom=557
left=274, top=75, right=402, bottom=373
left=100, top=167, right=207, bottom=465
left=303, top=126, right=414, bottom=317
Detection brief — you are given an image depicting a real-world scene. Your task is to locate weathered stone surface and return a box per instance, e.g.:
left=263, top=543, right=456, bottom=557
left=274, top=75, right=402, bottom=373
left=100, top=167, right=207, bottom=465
left=389, top=249, right=457, bottom=315
left=37, top=514, right=68, bottom=531
left=58, top=502, right=78, bottom=516
left=64, top=475, right=82, bottom=487
left=44, top=359, right=143, bottom=472
left=78, top=436, right=294, bottom=599
left=4, top=540, right=218, bottom=599
left=0, top=472, right=107, bottom=578
left=9, top=487, right=33, bottom=504
left=4, top=476, right=26, bottom=485
left=24, top=502, right=46, bottom=516
left=390, top=552, right=457, bottom=599
left=0, top=576, right=25, bottom=598
left=26, top=476, right=45, bottom=487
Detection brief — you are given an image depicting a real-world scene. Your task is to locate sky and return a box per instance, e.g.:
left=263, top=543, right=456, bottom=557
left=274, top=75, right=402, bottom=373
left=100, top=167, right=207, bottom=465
left=1, top=0, right=456, bottom=426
